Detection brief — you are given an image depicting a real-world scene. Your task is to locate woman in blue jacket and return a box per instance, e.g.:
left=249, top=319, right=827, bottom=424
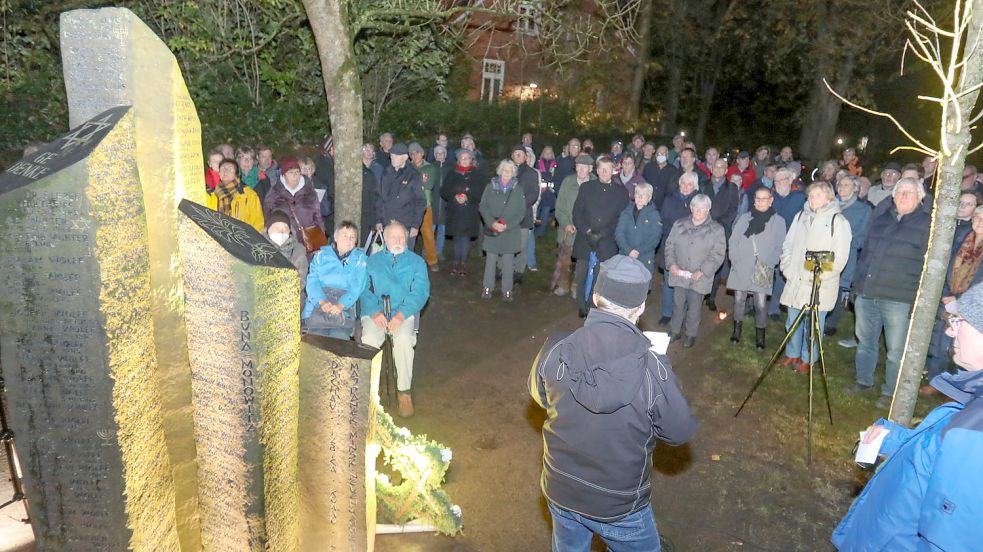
left=302, top=221, right=368, bottom=339
left=614, top=182, right=663, bottom=276
left=832, top=282, right=983, bottom=551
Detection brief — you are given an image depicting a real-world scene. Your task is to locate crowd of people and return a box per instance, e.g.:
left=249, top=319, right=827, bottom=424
left=191, top=129, right=983, bottom=551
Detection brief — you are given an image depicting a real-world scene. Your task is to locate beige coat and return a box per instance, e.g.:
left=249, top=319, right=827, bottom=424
left=779, top=200, right=852, bottom=311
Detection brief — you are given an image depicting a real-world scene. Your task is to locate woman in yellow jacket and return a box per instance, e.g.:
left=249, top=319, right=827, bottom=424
left=207, top=158, right=265, bottom=231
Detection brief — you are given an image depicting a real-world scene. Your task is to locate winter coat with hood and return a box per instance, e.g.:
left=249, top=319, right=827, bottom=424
left=664, top=216, right=726, bottom=294
left=779, top=200, right=852, bottom=311
left=479, top=177, right=527, bottom=255
left=572, top=178, right=630, bottom=261
left=615, top=202, right=663, bottom=274
left=530, top=309, right=698, bottom=522
left=263, top=176, right=325, bottom=240
left=832, top=369, right=983, bottom=551
left=727, top=211, right=786, bottom=295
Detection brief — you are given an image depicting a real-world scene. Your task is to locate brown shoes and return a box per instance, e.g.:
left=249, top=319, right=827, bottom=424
left=397, top=392, right=415, bottom=418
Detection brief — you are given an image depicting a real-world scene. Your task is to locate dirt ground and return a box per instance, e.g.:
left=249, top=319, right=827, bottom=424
left=2, top=244, right=919, bottom=551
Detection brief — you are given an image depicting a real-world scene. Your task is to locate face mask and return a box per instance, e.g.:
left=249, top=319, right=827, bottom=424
left=269, top=232, right=289, bottom=246
left=656, top=155, right=667, bottom=164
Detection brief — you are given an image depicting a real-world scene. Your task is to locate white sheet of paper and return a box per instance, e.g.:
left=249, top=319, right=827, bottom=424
left=643, top=331, right=671, bottom=355
left=316, top=188, right=326, bottom=202
left=678, top=270, right=692, bottom=279
left=855, top=428, right=890, bottom=464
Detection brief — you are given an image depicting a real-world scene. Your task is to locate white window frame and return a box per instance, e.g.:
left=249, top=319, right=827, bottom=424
left=517, top=2, right=539, bottom=36
left=480, top=58, right=505, bottom=104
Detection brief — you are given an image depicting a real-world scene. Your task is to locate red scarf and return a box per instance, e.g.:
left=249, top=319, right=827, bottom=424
left=455, top=163, right=475, bottom=174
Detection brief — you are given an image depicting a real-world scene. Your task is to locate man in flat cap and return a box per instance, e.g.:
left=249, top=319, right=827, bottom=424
left=531, top=255, right=698, bottom=551
left=376, top=142, right=426, bottom=248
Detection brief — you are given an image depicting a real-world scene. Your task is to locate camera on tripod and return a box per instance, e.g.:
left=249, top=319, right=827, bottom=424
left=803, top=250, right=835, bottom=273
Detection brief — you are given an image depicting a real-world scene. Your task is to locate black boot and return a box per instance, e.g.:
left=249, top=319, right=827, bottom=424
left=730, top=320, right=742, bottom=344
left=755, top=328, right=766, bottom=351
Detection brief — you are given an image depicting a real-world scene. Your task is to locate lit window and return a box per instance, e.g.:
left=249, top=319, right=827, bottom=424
left=517, top=3, right=539, bottom=36
left=480, top=59, right=505, bottom=103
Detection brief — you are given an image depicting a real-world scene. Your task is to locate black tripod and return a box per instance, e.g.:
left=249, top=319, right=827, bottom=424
left=735, top=258, right=833, bottom=465
left=0, top=372, right=30, bottom=522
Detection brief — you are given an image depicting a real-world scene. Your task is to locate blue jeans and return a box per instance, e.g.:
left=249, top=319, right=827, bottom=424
left=768, top=268, right=786, bottom=315
left=435, top=223, right=446, bottom=257
left=661, top=272, right=673, bottom=319
left=785, top=308, right=826, bottom=363
left=536, top=205, right=554, bottom=237
left=527, top=229, right=538, bottom=269
left=854, top=296, right=911, bottom=396
left=926, top=304, right=954, bottom=380
left=548, top=502, right=661, bottom=552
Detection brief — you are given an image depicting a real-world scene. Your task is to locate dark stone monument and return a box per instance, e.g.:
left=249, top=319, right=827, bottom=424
left=0, top=106, right=180, bottom=550
left=177, top=199, right=301, bottom=551
left=298, top=336, right=378, bottom=551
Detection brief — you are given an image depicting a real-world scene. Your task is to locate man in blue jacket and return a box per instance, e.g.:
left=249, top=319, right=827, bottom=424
left=530, top=255, right=698, bottom=551
left=832, top=281, right=983, bottom=551
left=360, top=222, right=431, bottom=417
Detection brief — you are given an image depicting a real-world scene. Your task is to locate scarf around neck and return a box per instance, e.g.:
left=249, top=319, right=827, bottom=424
left=745, top=206, right=776, bottom=237
left=455, top=163, right=475, bottom=174
left=951, top=231, right=983, bottom=295
left=214, top=179, right=241, bottom=215
left=241, top=165, right=261, bottom=188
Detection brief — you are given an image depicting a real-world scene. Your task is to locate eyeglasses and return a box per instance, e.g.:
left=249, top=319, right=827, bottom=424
left=947, top=314, right=964, bottom=330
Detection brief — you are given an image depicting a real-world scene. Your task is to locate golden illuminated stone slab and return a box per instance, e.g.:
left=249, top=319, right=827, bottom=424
left=178, top=200, right=300, bottom=552
left=298, top=337, right=379, bottom=552
left=0, top=107, right=180, bottom=551
left=60, top=9, right=209, bottom=548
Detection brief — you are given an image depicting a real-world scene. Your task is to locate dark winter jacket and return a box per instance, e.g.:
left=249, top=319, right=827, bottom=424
left=838, top=196, right=873, bottom=288
left=700, top=178, right=740, bottom=236
left=376, top=164, right=427, bottom=230
left=657, top=189, right=697, bottom=269
left=572, top=179, right=630, bottom=261
left=615, top=203, right=663, bottom=274
left=360, top=166, right=379, bottom=243
left=853, top=204, right=931, bottom=304
left=773, top=190, right=807, bottom=231
left=553, top=156, right=578, bottom=194
left=440, top=166, right=486, bottom=238
left=314, top=155, right=335, bottom=229
left=642, top=162, right=680, bottom=210
left=263, top=178, right=325, bottom=239
left=516, top=164, right=540, bottom=229
left=617, top=171, right=647, bottom=199
left=530, top=309, right=697, bottom=522
left=431, top=160, right=452, bottom=225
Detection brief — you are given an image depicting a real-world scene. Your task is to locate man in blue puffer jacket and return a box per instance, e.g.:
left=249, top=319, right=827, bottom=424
left=832, top=281, right=983, bottom=551
left=360, top=221, right=430, bottom=417
left=531, top=255, right=697, bottom=551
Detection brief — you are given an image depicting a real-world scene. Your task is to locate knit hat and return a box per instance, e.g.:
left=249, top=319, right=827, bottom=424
left=267, top=210, right=291, bottom=230
left=279, top=157, right=300, bottom=174
left=575, top=154, right=594, bottom=166
left=737, top=151, right=751, bottom=159
left=512, top=144, right=527, bottom=154
left=408, top=142, right=425, bottom=155
left=947, top=282, right=983, bottom=333
left=594, top=255, right=652, bottom=308
left=390, top=143, right=409, bottom=156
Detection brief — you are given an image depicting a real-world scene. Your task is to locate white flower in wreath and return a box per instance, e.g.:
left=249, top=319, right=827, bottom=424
left=440, top=448, right=452, bottom=463
left=397, top=427, right=411, bottom=438
left=451, top=505, right=462, bottom=518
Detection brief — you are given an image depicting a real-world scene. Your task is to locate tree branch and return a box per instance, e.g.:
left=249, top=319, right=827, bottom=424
left=823, top=77, right=937, bottom=155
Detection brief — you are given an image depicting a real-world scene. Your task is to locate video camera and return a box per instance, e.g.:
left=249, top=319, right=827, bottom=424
left=803, top=250, right=835, bottom=273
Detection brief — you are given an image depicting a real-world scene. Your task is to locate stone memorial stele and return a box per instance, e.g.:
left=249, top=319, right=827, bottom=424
left=178, top=199, right=301, bottom=552
left=298, top=336, right=379, bottom=551
left=0, top=106, right=180, bottom=550
left=60, top=10, right=208, bottom=548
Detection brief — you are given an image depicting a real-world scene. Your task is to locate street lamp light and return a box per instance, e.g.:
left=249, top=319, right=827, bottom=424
left=836, top=137, right=844, bottom=145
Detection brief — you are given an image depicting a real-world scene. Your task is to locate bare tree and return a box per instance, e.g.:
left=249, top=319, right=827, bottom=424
left=826, top=0, right=983, bottom=425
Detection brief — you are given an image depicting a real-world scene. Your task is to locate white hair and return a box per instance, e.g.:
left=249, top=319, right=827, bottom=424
left=893, top=177, right=926, bottom=198
left=679, top=171, right=699, bottom=187
left=593, top=294, right=644, bottom=322
left=690, top=193, right=712, bottom=211
left=634, top=182, right=653, bottom=199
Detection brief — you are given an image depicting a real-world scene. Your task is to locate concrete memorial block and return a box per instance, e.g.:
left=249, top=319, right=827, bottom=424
left=60, top=9, right=208, bottom=547
left=0, top=106, right=180, bottom=550
left=298, top=337, right=379, bottom=552
left=178, top=199, right=301, bottom=552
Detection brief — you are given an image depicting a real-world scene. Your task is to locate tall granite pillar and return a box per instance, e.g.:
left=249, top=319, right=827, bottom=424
left=178, top=200, right=301, bottom=551
left=298, top=338, right=379, bottom=552
left=60, top=8, right=208, bottom=548
left=0, top=107, right=180, bottom=550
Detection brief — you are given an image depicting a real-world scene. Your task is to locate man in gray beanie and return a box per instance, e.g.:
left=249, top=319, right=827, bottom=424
left=530, top=254, right=698, bottom=550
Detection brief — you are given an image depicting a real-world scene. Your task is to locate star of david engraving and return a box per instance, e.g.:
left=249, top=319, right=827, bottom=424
left=58, top=114, right=115, bottom=153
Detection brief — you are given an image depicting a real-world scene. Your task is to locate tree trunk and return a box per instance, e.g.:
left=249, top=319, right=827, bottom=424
left=659, top=62, right=683, bottom=136
left=628, top=0, right=654, bottom=121
left=890, top=1, right=983, bottom=426
left=658, top=0, right=688, bottom=135
left=303, top=0, right=363, bottom=228
left=798, top=55, right=854, bottom=166
left=693, top=61, right=721, bottom=146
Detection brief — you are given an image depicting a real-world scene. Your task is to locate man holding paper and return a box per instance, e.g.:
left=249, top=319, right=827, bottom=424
left=832, top=282, right=983, bottom=551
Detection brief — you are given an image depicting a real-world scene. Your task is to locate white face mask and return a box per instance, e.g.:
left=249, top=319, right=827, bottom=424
left=269, top=232, right=289, bottom=246
left=656, top=154, right=668, bottom=164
